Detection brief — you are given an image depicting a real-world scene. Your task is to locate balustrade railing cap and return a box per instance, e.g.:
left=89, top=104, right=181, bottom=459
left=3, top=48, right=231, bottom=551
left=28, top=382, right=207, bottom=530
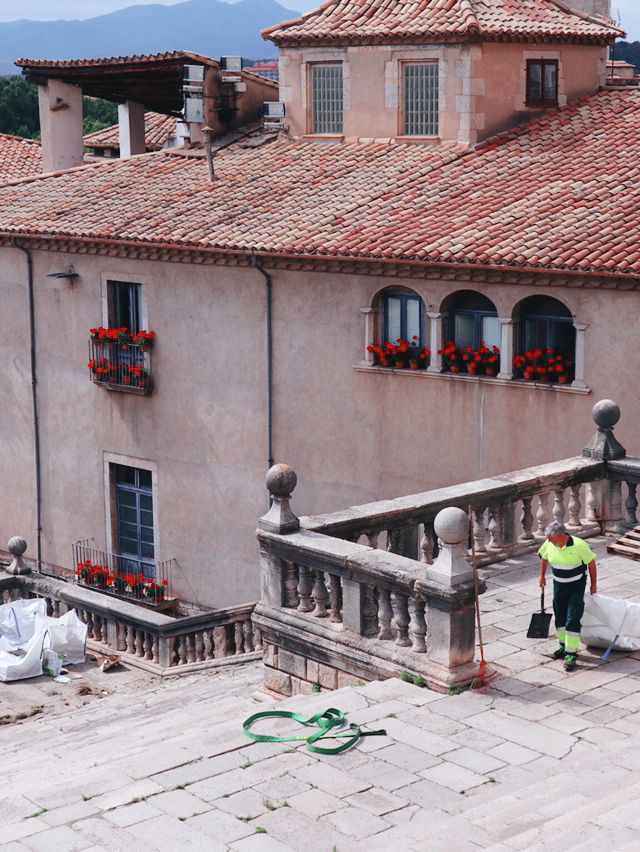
left=583, top=399, right=626, bottom=461
left=6, top=536, right=29, bottom=576
left=259, top=464, right=300, bottom=534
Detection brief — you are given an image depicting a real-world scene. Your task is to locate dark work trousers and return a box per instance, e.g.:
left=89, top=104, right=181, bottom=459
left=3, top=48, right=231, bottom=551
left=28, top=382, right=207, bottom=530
left=553, top=576, right=586, bottom=646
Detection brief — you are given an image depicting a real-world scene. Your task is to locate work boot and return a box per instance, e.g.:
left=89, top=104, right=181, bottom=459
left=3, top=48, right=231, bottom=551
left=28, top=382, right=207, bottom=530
left=564, top=653, right=577, bottom=672
left=552, top=645, right=566, bottom=660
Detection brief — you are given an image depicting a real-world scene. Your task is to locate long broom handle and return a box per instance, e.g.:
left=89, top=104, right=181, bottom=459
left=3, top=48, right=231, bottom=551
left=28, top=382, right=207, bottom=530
left=468, top=506, right=486, bottom=662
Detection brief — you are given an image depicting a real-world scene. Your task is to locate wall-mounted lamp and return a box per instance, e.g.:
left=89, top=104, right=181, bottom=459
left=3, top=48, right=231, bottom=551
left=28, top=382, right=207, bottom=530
left=46, top=266, right=79, bottom=282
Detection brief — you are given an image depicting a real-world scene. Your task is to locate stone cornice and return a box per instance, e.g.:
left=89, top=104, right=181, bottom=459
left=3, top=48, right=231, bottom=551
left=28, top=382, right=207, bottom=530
left=2, top=234, right=639, bottom=291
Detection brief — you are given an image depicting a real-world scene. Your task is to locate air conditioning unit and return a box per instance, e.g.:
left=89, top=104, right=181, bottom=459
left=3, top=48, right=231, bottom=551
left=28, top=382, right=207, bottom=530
left=220, top=56, right=243, bottom=73
left=185, top=97, right=204, bottom=123
left=183, top=64, right=205, bottom=90
left=262, top=101, right=286, bottom=130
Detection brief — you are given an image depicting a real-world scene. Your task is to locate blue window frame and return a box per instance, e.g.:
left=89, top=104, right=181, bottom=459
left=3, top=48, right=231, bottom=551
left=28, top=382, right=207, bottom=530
left=519, top=297, right=575, bottom=356
left=449, top=291, right=500, bottom=350
left=108, top=281, right=141, bottom=333
left=382, top=291, right=424, bottom=345
left=114, top=465, right=154, bottom=571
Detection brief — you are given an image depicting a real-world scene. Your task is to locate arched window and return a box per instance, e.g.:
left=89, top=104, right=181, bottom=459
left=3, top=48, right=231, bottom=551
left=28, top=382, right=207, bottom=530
left=447, top=291, right=500, bottom=350
left=513, top=295, right=575, bottom=383
left=382, top=289, right=424, bottom=347
left=366, top=288, right=429, bottom=369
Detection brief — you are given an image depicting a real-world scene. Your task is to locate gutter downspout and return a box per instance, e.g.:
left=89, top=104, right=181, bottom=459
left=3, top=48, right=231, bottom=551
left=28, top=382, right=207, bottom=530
left=11, top=238, right=42, bottom=572
left=251, top=256, right=274, bottom=473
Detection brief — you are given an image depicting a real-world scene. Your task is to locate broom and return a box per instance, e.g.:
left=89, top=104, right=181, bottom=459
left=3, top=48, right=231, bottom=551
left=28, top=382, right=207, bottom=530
left=468, top=505, right=499, bottom=691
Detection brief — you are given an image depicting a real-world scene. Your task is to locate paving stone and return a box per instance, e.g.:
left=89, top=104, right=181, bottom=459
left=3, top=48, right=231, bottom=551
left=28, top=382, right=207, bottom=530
left=22, top=825, right=94, bottom=851
left=486, top=742, right=541, bottom=766
left=324, top=805, right=390, bottom=839
left=41, top=801, right=99, bottom=828
left=445, top=747, right=506, bottom=775
left=0, top=820, right=50, bottom=846
left=241, top=805, right=346, bottom=852
left=252, top=774, right=311, bottom=801
left=420, top=761, right=488, bottom=792
left=344, top=787, right=408, bottom=816
left=285, top=789, right=347, bottom=818
left=354, top=678, right=441, bottom=705
left=291, top=762, right=371, bottom=798
left=146, top=789, right=210, bottom=819
left=348, top=758, right=421, bottom=791
left=376, top=718, right=456, bottom=756
left=103, top=802, right=163, bottom=828
left=373, top=743, right=441, bottom=773
left=467, top=711, right=575, bottom=758
left=90, top=779, right=164, bottom=811
left=150, top=751, right=245, bottom=788
left=72, top=816, right=159, bottom=851
left=214, top=789, right=271, bottom=819
left=229, top=834, right=296, bottom=852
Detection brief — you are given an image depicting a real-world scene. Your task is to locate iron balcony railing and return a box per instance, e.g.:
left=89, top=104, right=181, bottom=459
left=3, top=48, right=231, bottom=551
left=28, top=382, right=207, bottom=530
left=88, top=339, right=152, bottom=394
left=72, top=539, right=173, bottom=609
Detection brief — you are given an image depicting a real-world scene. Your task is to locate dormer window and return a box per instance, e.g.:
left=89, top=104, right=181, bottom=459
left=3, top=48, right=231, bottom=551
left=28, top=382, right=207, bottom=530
left=526, top=60, right=558, bottom=108
left=310, top=63, right=343, bottom=134
left=402, top=62, right=439, bottom=137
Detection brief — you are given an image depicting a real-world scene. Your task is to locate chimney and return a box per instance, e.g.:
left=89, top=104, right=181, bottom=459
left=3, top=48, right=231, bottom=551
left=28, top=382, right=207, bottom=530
left=37, top=78, right=84, bottom=173
left=564, top=1, right=612, bottom=21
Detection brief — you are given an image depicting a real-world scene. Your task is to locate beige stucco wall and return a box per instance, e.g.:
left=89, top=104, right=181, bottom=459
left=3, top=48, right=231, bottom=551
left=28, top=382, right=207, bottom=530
left=2, top=248, right=638, bottom=610
left=476, top=43, right=606, bottom=140
left=279, top=42, right=606, bottom=144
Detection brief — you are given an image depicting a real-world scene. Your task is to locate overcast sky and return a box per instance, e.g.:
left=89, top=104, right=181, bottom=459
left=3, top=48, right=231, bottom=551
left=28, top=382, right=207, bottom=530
left=0, top=0, right=636, bottom=37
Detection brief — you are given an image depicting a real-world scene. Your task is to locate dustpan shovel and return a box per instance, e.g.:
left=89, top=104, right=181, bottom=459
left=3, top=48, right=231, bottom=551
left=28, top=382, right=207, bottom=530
left=527, top=589, right=553, bottom=639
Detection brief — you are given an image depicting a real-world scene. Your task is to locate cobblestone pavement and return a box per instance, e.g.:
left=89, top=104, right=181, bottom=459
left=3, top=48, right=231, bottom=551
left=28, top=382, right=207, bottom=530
left=3, top=537, right=640, bottom=851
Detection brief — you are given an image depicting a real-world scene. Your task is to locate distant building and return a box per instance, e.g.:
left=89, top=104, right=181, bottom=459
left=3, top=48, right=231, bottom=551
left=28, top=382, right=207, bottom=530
left=84, top=112, right=182, bottom=159
left=249, top=60, right=279, bottom=81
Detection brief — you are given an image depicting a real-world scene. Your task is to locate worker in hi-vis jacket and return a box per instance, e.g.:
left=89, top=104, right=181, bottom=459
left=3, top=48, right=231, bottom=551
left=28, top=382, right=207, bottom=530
left=538, top=521, right=598, bottom=672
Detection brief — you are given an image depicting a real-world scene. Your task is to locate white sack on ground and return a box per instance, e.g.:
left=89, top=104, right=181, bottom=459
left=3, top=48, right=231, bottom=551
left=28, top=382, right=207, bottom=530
left=582, top=593, right=640, bottom=651
left=0, top=628, right=50, bottom=682
left=9, top=598, right=47, bottom=642
left=34, top=609, right=87, bottom=665
left=0, top=602, right=21, bottom=641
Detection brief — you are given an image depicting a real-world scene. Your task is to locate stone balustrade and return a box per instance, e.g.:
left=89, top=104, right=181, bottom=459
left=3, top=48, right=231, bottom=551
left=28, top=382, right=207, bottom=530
left=0, top=569, right=260, bottom=675
left=255, top=401, right=632, bottom=696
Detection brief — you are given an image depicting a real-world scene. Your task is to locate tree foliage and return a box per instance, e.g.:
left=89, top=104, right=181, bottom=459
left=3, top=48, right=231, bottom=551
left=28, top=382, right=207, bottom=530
left=612, top=42, right=640, bottom=71
left=0, top=76, right=118, bottom=139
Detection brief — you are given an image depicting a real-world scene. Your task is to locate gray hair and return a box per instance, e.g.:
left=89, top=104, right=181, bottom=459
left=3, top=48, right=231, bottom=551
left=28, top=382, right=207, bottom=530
left=545, top=521, right=569, bottom=537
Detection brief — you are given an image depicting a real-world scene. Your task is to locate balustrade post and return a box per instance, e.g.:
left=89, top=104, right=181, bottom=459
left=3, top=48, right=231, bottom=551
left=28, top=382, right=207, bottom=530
left=487, top=506, right=503, bottom=551
left=553, top=489, right=566, bottom=526
left=106, top=617, right=118, bottom=650
left=390, top=592, right=411, bottom=647
left=311, top=571, right=329, bottom=618
left=535, top=493, right=551, bottom=537
left=6, top=537, right=30, bottom=575
left=283, top=562, right=299, bottom=608
left=567, top=485, right=582, bottom=529
left=472, top=507, right=487, bottom=554
left=157, top=635, right=172, bottom=668
left=420, top=521, right=435, bottom=564
left=377, top=589, right=393, bottom=640
left=329, top=575, right=342, bottom=622
left=408, top=597, right=427, bottom=653
left=341, top=578, right=364, bottom=635
left=258, top=464, right=300, bottom=534
left=363, top=585, right=378, bottom=637
left=605, top=478, right=626, bottom=535
left=586, top=481, right=601, bottom=523
left=427, top=508, right=473, bottom=587
left=583, top=399, right=626, bottom=461
left=626, top=483, right=638, bottom=528
left=296, top=566, right=314, bottom=613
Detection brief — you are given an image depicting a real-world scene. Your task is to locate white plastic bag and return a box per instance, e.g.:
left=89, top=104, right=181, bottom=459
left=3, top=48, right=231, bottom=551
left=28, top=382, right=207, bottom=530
left=0, top=602, right=20, bottom=642
left=0, top=628, right=50, bottom=682
left=34, top=609, right=87, bottom=665
left=10, top=598, right=47, bottom=642
left=43, top=648, right=64, bottom=677
left=582, top=593, right=640, bottom=651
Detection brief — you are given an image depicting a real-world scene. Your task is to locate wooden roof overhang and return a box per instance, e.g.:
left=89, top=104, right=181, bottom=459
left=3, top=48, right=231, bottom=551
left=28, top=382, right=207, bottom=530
left=16, top=52, right=217, bottom=115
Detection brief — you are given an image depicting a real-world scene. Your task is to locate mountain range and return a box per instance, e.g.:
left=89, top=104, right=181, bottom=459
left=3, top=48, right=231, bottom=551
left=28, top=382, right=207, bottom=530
left=0, top=0, right=299, bottom=75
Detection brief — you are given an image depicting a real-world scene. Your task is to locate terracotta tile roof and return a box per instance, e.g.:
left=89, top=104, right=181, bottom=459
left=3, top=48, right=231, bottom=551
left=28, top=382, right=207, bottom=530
left=0, top=88, right=638, bottom=278
left=263, top=0, right=622, bottom=46
left=0, top=133, right=42, bottom=184
left=15, top=50, right=217, bottom=70
left=83, top=112, right=177, bottom=151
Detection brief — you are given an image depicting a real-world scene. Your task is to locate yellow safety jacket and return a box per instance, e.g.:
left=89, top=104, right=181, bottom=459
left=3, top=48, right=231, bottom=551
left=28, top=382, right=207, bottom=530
left=538, top=536, right=596, bottom=584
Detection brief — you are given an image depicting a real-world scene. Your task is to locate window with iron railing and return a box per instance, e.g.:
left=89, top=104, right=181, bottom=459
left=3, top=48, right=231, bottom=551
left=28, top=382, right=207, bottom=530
left=403, top=62, right=439, bottom=137
left=310, top=63, right=343, bottom=134
left=526, top=60, right=558, bottom=108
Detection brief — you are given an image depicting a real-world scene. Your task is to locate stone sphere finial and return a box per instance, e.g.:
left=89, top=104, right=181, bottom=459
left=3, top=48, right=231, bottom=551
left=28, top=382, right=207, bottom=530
left=434, top=507, right=469, bottom=545
left=6, top=536, right=29, bottom=575
left=266, top=464, right=297, bottom=499
left=592, top=399, right=620, bottom=431
left=8, top=536, right=27, bottom=557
